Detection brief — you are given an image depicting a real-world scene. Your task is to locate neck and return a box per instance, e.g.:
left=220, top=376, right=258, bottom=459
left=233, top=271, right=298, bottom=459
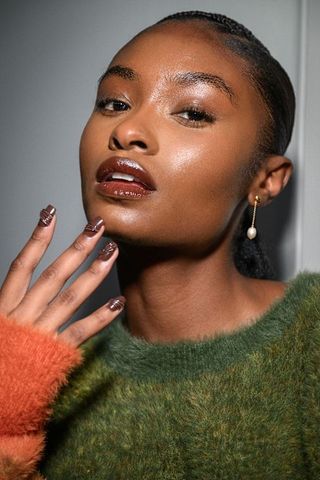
left=116, top=243, right=257, bottom=343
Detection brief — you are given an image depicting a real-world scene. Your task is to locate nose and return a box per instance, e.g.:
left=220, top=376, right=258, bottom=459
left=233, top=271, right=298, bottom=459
left=108, top=110, right=159, bottom=155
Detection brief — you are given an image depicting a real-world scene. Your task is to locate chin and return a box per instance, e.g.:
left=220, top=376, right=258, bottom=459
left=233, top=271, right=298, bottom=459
left=83, top=204, right=146, bottom=244
left=82, top=196, right=191, bottom=251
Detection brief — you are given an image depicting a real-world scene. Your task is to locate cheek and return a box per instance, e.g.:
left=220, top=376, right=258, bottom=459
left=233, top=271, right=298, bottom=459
left=79, top=119, right=103, bottom=177
left=167, top=164, right=242, bottom=241
left=165, top=125, right=250, bottom=205
left=155, top=127, right=252, bottom=242
left=77, top=115, right=254, bottom=249
left=79, top=119, right=104, bottom=217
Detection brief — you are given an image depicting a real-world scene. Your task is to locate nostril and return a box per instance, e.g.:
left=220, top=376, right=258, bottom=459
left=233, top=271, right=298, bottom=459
left=110, top=135, right=148, bottom=151
left=130, top=140, right=147, bottom=149
left=112, top=137, right=123, bottom=149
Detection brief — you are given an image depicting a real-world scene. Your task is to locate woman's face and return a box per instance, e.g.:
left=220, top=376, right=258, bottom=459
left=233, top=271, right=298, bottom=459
left=80, top=21, right=267, bottom=254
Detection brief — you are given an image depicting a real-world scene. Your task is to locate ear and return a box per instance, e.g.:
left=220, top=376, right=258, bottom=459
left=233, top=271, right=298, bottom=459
left=247, top=155, right=293, bottom=206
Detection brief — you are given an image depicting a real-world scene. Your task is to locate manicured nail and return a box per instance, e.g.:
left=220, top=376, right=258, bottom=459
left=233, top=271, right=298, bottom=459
left=38, top=204, right=56, bottom=227
left=84, top=216, right=104, bottom=236
left=98, top=240, right=118, bottom=261
left=106, top=296, right=126, bottom=312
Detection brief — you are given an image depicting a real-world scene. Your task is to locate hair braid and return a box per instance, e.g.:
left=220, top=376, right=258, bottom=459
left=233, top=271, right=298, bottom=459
left=158, top=11, right=270, bottom=55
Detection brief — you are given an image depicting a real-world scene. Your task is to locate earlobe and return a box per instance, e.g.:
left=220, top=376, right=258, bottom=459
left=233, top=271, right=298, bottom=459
left=247, top=155, right=293, bottom=205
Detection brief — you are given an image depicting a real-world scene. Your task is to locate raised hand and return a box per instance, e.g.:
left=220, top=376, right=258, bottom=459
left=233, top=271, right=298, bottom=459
left=0, top=205, right=125, bottom=347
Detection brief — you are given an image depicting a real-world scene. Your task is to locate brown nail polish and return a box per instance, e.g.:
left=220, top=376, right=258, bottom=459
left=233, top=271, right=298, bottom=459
left=107, top=296, right=126, bottom=312
left=98, top=240, right=117, bottom=261
left=84, top=216, right=104, bottom=236
left=38, top=204, right=56, bottom=227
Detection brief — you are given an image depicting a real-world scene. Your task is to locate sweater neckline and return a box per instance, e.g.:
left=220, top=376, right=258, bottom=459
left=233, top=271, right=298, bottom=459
left=102, top=272, right=319, bottom=381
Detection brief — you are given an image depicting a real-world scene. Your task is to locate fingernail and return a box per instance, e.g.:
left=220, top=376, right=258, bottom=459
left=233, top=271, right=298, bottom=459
left=38, top=204, right=56, bottom=227
left=98, top=240, right=118, bottom=261
left=84, top=216, right=104, bottom=236
left=106, top=296, right=126, bottom=311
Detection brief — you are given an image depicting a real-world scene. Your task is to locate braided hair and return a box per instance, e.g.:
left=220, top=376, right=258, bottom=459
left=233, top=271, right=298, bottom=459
left=156, top=11, right=295, bottom=279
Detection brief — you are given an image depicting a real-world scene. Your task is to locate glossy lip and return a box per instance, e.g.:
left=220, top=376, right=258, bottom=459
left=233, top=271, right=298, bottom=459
left=95, top=181, right=153, bottom=200
left=96, top=156, right=157, bottom=191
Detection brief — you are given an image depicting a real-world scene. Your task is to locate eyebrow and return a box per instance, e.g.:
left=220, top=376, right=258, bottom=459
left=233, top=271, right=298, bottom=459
left=170, top=72, right=235, bottom=102
left=98, top=64, right=235, bottom=103
left=98, top=65, right=137, bottom=84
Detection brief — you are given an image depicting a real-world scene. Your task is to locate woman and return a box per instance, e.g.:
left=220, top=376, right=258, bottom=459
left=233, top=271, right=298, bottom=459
left=0, top=11, right=319, bottom=479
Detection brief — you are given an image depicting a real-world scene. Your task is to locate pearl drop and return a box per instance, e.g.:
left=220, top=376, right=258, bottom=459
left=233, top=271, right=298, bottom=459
left=247, top=227, right=257, bottom=240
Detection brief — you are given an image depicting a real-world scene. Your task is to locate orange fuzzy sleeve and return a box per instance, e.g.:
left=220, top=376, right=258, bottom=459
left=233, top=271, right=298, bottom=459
left=0, top=314, right=83, bottom=479
left=0, top=434, right=45, bottom=479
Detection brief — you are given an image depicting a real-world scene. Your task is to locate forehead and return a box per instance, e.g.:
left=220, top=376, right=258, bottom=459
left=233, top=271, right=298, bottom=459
left=100, top=21, right=266, bottom=121
left=109, top=21, right=249, bottom=92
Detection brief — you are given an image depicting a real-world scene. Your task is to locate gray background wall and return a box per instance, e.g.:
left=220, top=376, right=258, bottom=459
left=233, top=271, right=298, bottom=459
left=1, top=0, right=319, bottom=320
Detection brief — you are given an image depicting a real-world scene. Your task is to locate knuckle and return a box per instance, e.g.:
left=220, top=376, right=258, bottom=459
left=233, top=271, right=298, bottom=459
left=88, top=263, right=101, bottom=276
left=93, top=309, right=107, bottom=325
left=72, top=239, right=87, bottom=253
left=57, top=288, right=77, bottom=306
left=68, top=324, right=85, bottom=344
left=31, top=230, right=47, bottom=244
left=40, top=265, right=58, bottom=281
left=9, top=256, right=38, bottom=275
left=9, top=257, right=24, bottom=272
left=34, top=310, right=50, bottom=325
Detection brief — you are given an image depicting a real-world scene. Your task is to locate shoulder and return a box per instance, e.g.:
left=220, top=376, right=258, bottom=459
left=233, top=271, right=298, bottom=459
left=249, top=271, right=320, bottom=338
left=284, top=271, right=320, bottom=343
left=243, top=271, right=320, bottom=329
left=288, top=274, right=320, bottom=466
left=280, top=271, right=320, bottom=321
left=288, top=271, right=320, bottom=309
left=260, top=270, right=320, bottom=308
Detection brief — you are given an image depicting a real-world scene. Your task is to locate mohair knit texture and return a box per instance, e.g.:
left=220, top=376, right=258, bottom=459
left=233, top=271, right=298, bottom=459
left=0, top=273, right=320, bottom=480
left=0, top=272, right=319, bottom=479
left=0, top=316, right=82, bottom=479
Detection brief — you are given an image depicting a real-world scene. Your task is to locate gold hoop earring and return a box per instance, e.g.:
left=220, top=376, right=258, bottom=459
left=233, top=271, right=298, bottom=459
left=247, top=195, right=260, bottom=240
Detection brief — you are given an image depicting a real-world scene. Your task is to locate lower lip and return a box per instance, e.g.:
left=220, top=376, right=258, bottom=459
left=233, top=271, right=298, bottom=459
left=95, top=181, right=154, bottom=200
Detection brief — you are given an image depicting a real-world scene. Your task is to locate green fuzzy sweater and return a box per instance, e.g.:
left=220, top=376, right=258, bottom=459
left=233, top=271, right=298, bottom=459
left=40, top=272, right=320, bottom=479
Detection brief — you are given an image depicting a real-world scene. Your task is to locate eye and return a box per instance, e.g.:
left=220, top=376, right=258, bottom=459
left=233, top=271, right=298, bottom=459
left=176, top=107, right=215, bottom=127
left=95, top=97, right=130, bottom=113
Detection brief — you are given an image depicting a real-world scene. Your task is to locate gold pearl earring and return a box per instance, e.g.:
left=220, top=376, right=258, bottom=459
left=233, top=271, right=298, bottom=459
left=247, top=195, right=260, bottom=240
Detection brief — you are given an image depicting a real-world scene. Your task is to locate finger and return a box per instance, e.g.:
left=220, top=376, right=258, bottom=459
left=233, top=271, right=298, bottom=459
left=0, top=205, right=56, bottom=315
left=11, top=217, right=106, bottom=323
left=34, top=241, right=119, bottom=331
left=58, top=295, right=126, bottom=347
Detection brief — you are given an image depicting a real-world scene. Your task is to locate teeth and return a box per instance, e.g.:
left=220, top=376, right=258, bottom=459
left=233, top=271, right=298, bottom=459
left=110, top=172, right=135, bottom=182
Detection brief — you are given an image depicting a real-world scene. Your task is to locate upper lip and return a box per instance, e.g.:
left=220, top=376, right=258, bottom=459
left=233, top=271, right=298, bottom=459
left=96, top=156, right=157, bottom=191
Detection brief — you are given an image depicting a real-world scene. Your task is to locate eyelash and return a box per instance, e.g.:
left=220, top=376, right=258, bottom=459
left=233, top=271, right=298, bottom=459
left=95, top=97, right=129, bottom=112
left=177, top=107, right=215, bottom=125
left=95, top=97, right=216, bottom=127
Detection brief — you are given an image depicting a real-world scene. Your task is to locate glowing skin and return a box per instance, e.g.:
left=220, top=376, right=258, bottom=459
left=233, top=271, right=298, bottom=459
left=79, top=21, right=292, bottom=342
left=81, top=25, right=262, bottom=251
